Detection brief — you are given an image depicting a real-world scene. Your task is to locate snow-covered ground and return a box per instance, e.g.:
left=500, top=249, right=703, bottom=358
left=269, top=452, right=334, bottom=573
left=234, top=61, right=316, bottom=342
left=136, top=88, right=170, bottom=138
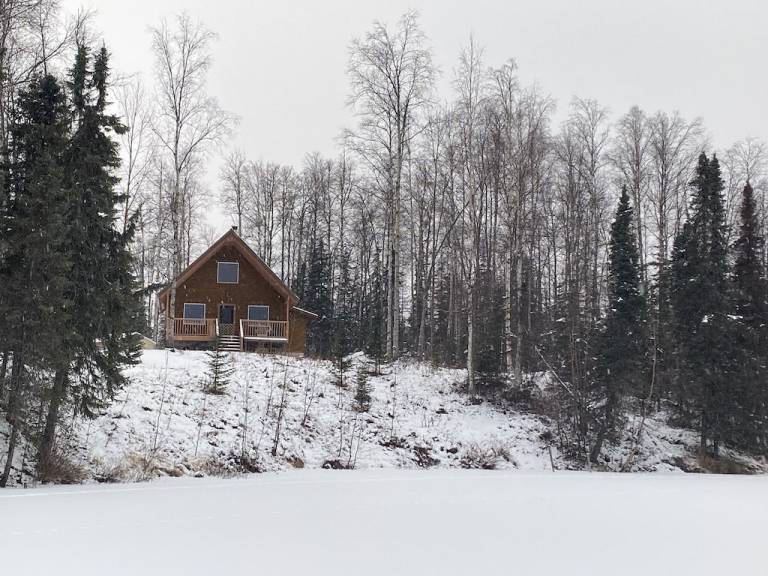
left=2, top=469, right=767, bottom=575
left=63, top=349, right=562, bottom=480
left=3, top=349, right=759, bottom=486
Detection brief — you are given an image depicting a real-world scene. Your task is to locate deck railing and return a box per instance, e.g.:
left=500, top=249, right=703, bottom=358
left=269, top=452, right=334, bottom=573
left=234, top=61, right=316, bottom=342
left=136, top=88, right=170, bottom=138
left=169, top=318, right=218, bottom=340
left=240, top=319, right=288, bottom=340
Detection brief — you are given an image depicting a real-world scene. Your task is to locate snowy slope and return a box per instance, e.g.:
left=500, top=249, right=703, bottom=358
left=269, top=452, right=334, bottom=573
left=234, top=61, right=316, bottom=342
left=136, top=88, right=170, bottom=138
left=2, top=469, right=767, bottom=576
left=2, top=349, right=762, bottom=486
left=68, top=350, right=560, bottom=480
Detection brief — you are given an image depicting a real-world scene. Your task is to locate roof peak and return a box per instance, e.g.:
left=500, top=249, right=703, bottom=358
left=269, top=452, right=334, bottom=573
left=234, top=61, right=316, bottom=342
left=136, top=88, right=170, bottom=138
left=158, top=228, right=298, bottom=303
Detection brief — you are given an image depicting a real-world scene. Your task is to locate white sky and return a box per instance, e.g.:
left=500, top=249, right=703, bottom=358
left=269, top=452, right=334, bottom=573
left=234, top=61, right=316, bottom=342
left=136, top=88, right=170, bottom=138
left=65, top=0, right=767, bottom=185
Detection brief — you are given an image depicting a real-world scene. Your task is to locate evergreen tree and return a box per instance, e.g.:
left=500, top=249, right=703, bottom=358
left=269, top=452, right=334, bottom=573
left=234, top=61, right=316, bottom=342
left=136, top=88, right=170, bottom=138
left=333, top=248, right=359, bottom=358
left=733, top=182, right=768, bottom=338
left=205, top=338, right=234, bottom=395
left=330, top=248, right=359, bottom=388
left=731, top=182, right=768, bottom=451
left=0, top=74, right=72, bottom=486
left=353, top=365, right=372, bottom=412
left=474, top=266, right=505, bottom=379
left=37, top=45, right=141, bottom=476
left=671, top=153, right=734, bottom=456
left=302, top=240, right=333, bottom=357
left=363, top=254, right=386, bottom=370
left=591, top=186, right=646, bottom=461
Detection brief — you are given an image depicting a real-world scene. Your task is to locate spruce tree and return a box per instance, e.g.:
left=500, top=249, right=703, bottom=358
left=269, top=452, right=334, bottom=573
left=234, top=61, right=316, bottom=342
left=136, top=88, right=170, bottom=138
left=591, top=187, right=646, bottom=460
left=0, top=74, right=72, bottom=486
left=331, top=249, right=358, bottom=388
left=731, top=182, right=768, bottom=450
left=475, top=266, right=505, bottom=379
left=733, top=182, right=768, bottom=338
left=671, top=153, right=734, bottom=456
left=363, top=253, right=385, bottom=370
left=205, top=339, right=234, bottom=395
left=37, top=45, right=141, bottom=476
left=302, top=240, right=333, bottom=357
left=334, top=249, right=359, bottom=358
left=353, top=365, right=372, bottom=412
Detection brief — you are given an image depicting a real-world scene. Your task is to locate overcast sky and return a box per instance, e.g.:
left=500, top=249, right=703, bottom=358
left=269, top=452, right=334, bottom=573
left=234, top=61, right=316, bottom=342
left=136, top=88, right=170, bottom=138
left=64, top=0, right=767, bottom=180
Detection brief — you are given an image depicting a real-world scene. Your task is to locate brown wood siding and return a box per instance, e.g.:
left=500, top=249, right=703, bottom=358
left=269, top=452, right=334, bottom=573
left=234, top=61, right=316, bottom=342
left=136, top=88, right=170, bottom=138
left=173, top=245, right=288, bottom=325
left=288, top=310, right=309, bottom=354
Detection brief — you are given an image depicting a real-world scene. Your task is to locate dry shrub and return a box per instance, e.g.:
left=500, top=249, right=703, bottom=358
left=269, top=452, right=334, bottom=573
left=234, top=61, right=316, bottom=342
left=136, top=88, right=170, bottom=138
left=669, top=453, right=759, bottom=475
left=379, top=436, right=408, bottom=449
left=39, top=454, right=87, bottom=484
left=413, top=445, right=440, bottom=467
left=201, top=450, right=261, bottom=477
left=96, top=452, right=160, bottom=483
left=286, top=455, right=305, bottom=468
left=321, top=459, right=353, bottom=470
left=460, top=443, right=513, bottom=470
left=697, top=453, right=755, bottom=475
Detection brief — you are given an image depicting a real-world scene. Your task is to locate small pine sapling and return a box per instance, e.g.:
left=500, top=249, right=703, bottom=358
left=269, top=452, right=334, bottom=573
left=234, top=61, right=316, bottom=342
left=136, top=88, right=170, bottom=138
left=204, top=338, right=234, bottom=395
left=353, top=366, right=372, bottom=412
left=333, top=352, right=352, bottom=389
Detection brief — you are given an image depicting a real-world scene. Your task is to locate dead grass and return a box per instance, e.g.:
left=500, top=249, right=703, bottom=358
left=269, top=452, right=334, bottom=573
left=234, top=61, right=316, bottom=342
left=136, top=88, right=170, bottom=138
left=459, top=442, right=513, bottom=470
left=201, top=450, right=261, bottom=477
left=95, top=452, right=160, bottom=483
left=39, top=454, right=87, bottom=484
left=697, top=453, right=757, bottom=475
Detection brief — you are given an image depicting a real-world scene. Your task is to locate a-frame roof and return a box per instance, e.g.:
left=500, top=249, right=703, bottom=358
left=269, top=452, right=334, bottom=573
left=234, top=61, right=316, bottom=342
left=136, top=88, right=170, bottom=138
left=157, top=229, right=298, bottom=303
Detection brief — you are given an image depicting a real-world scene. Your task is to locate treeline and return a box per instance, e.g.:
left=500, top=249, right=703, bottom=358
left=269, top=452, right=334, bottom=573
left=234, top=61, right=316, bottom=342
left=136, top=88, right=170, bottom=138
left=210, top=14, right=766, bottom=460
left=118, top=12, right=768, bottom=461
left=0, top=4, right=140, bottom=485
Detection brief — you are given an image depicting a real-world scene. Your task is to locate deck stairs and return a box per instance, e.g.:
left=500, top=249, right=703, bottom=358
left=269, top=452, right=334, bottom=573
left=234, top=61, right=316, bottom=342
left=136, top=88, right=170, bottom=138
left=218, top=334, right=242, bottom=352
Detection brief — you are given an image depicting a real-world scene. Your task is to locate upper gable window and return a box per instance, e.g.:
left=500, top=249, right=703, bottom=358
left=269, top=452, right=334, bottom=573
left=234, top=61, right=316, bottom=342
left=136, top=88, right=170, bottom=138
left=217, top=261, right=239, bottom=284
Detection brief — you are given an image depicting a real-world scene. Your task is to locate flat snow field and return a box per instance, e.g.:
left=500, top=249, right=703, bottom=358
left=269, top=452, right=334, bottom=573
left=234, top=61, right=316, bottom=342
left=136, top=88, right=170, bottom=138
left=2, top=470, right=766, bottom=576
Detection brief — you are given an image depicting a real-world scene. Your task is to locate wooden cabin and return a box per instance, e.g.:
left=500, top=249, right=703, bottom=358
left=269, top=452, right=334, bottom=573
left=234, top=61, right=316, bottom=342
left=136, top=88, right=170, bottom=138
left=158, top=229, right=317, bottom=354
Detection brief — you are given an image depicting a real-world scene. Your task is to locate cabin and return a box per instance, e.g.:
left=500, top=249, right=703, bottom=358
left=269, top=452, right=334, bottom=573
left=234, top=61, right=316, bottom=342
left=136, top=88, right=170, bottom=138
left=158, top=229, right=317, bottom=354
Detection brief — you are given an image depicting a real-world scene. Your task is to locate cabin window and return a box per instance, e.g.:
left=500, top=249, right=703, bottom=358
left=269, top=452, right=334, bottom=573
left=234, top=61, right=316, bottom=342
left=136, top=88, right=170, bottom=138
left=183, top=303, right=206, bottom=319
left=217, top=261, right=239, bottom=284
left=248, top=305, right=270, bottom=321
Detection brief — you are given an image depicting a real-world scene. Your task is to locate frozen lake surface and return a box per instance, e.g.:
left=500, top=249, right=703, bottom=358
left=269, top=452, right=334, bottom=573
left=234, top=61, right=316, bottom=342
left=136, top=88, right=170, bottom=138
left=2, top=469, right=766, bottom=575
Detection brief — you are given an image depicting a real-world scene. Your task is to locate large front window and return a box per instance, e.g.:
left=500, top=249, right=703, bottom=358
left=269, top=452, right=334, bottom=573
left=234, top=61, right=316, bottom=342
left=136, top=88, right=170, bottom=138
left=183, top=303, right=206, bottom=319
left=217, top=261, right=239, bottom=284
left=248, top=305, right=269, bottom=321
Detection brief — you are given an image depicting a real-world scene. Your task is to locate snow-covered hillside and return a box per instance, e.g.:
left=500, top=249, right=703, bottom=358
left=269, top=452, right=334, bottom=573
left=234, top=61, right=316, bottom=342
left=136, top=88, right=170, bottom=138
left=72, top=350, right=559, bottom=480
left=2, top=349, right=762, bottom=486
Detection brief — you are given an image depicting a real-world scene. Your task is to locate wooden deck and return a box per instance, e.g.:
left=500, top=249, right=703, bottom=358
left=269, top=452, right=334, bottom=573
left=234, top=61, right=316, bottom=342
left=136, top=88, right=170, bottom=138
left=166, top=317, right=289, bottom=348
left=240, top=319, right=288, bottom=341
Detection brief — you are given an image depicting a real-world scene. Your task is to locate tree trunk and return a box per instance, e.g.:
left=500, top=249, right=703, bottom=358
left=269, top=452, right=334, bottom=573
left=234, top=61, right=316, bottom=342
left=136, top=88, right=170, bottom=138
left=38, top=368, right=69, bottom=479
left=514, top=249, right=524, bottom=386
left=0, top=348, right=9, bottom=402
left=0, top=421, right=19, bottom=487
left=505, top=254, right=514, bottom=371
left=1, top=356, right=24, bottom=488
left=467, top=279, right=476, bottom=395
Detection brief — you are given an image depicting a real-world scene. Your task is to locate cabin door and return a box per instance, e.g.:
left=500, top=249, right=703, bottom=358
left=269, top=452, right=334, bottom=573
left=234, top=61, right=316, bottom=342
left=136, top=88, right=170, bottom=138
left=218, top=304, right=236, bottom=336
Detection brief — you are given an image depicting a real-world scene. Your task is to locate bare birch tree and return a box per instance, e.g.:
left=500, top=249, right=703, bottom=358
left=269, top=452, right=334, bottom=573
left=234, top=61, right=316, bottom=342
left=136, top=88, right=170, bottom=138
left=347, top=10, right=434, bottom=361
left=150, top=12, right=233, bottom=326
left=220, top=149, right=248, bottom=234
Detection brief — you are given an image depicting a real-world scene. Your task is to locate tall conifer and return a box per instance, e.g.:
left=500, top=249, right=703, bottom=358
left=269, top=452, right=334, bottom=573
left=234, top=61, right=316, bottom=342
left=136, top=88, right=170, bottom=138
left=672, top=153, right=734, bottom=456
left=38, top=45, right=140, bottom=476
left=591, top=186, right=646, bottom=460
left=0, top=74, right=71, bottom=485
left=731, top=182, right=768, bottom=450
